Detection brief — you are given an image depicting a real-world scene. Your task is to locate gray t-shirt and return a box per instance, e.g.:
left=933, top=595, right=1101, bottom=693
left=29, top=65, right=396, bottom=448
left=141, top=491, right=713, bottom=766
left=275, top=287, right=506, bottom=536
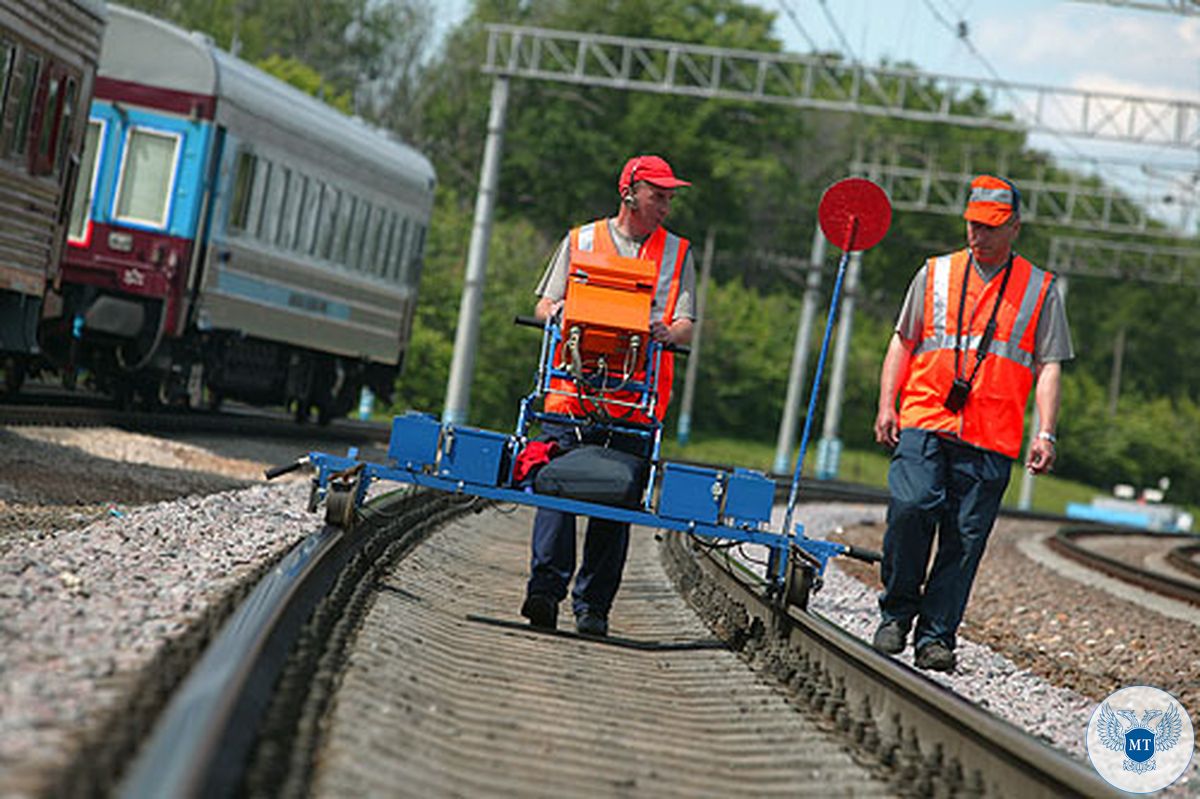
left=535, top=219, right=697, bottom=320
left=894, top=254, right=1074, bottom=364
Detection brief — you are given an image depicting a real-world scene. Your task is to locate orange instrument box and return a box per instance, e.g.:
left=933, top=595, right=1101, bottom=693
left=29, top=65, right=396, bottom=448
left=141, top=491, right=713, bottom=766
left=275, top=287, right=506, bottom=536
left=562, top=250, right=656, bottom=368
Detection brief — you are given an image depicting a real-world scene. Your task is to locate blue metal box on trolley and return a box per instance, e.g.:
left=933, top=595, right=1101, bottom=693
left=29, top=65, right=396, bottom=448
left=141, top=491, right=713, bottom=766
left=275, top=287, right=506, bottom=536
left=388, top=412, right=442, bottom=470
left=722, top=468, right=775, bottom=529
left=437, top=426, right=511, bottom=486
left=658, top=462, right=725, bottom=525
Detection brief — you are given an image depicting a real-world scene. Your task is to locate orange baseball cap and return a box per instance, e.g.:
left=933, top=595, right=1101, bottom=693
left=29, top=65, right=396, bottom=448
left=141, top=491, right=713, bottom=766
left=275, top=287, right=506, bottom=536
left=963, top=174, right=1020, bottom=226
left=618, top=155, right=691, bottom=194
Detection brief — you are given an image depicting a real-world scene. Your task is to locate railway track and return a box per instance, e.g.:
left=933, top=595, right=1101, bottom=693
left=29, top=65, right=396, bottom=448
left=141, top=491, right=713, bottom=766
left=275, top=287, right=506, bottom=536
left=0, top=397, right=389, bottom=446
left=1048, top=529, right=1200, bottom=606
left=108, top=486, right=1121, bottom=797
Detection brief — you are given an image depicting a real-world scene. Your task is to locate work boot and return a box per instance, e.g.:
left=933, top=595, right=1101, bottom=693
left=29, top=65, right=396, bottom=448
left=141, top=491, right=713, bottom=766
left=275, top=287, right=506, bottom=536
left=520, top=594, right=557, bottom=630
left=574, top=610, right=608, bottom=637
left=872, top=621, right=907, bottom=654
left=915, top=641, right=956, bottom=672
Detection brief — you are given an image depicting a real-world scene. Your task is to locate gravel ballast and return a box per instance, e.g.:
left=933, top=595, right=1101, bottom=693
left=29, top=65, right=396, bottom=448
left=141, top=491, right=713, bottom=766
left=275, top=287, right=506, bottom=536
left=1, top=427, right=315, bottom=797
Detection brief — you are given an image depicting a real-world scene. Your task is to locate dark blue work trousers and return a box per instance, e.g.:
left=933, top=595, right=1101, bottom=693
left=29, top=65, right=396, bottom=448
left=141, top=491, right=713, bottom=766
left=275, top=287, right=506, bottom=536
left=525, top=424, right=647, bottom=618
left=879, top=429, right=1011, bottom=651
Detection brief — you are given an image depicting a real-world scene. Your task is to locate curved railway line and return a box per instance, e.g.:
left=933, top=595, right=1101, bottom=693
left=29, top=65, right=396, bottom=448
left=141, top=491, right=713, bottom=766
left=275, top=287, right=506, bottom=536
left=107, top=487, right=1123, bottom=797
left=1049, top=529, right=1200, bottom=607
left=6, top=405, right=1191, bottom=795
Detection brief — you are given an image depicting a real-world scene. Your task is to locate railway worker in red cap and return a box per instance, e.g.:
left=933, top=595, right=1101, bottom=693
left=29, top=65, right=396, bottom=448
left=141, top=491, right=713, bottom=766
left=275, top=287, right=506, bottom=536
left=871, top=174, right=1074, bottom=671
left=519, top=154, right=696, bottom=636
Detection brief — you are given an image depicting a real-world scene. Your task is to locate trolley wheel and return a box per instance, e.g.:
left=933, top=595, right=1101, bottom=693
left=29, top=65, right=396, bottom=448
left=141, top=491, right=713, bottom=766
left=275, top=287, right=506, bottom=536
left=325, top=482, right=356, bottom=529
left=786, top=561, right=815, bottom=611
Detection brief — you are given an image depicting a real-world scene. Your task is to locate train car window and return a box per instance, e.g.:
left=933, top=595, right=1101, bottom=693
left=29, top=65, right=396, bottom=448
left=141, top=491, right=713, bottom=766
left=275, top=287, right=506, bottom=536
left=390, top=217, right=410, bottom=280
left=348, top=199, right=370, bottom=270
left=8, top=51, right=41, bottom=158
left=276, top=167, right=298, bottom=248
left=35, top=75, right=61, bottom=169
left=409, top=224, right=428, bottom=284
left=361, top=204, right=384, bottom=272
left=0, top=42, right=14, bottom=140
left=251, top=159, right=272, bottom=239
left=53, top=77, right=77, bottom=176
left=67, top=119, right=104, bottom=243
left=227, top=150, right=257, bottom=232
left=263, top=165, right=289, bottom=246
left=316, top=185, right=339, bottom=260
left=301, top=179, right=323, bottom=255
left=114, top=127, right=181, bottom=228
left=333, top=194, right=356, bottom=266
left=290, top=174, right=310, bottom=250
left=378, top=212, right=397, bottom=277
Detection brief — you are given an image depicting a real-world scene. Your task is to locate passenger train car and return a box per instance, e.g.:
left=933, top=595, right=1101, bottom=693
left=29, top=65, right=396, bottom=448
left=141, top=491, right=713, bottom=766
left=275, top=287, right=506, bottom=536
left=0, top=0, right=105, bottom=393
left=41, top=4, right=435, bottom=421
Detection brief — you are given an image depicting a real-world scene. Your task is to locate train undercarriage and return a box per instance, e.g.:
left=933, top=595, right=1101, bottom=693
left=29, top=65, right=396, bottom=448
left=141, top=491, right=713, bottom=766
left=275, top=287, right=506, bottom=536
left=36, top=289, right=396, bottom=423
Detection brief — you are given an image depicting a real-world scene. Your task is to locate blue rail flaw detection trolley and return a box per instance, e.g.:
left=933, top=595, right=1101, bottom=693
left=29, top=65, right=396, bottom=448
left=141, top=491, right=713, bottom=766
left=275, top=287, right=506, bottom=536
left=271, top=179, right=891, bottom=610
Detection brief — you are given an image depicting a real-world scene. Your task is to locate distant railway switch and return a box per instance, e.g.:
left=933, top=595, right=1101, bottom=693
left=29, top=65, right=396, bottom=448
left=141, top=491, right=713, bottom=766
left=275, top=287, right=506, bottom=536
left=436, top=426, right=511, bottom=486
left=722, top=468, right=775, bottom=530
left=387, top=412, right=442, bottom=471
left=659, top=463, right=725, bottom=525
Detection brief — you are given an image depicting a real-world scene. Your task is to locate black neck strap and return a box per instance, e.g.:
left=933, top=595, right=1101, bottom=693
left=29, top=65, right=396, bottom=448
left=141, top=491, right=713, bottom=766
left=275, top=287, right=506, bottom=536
left=953, top=253, right=1014, bottom=385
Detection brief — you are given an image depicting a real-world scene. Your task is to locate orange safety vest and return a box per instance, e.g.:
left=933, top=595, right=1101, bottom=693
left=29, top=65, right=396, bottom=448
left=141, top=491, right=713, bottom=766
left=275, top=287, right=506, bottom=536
left=543, top=219, right=689, bottom=423
left=898, top=249, right=1054, bottom=458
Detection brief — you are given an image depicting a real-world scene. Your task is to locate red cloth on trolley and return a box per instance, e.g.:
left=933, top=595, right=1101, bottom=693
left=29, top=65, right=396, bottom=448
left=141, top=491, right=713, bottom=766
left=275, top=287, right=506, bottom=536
left=513, top=440, right=560, bottom=483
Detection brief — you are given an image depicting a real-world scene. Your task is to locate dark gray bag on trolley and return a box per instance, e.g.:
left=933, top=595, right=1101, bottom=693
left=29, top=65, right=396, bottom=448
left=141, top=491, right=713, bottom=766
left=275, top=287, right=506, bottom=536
left=533, top=445, right=648, bottom=508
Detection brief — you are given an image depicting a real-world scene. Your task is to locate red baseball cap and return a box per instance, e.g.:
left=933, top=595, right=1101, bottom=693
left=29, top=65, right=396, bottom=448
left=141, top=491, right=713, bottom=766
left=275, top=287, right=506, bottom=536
left=963, top=174, right=1020, bottom=226
left=618, top=155, right=691, bottom=194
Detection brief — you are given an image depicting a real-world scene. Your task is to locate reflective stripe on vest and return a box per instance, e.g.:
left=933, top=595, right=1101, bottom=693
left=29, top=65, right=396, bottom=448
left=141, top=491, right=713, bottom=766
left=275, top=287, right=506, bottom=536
left=898, top=249, right=1053, bottom=458
left=544, top=220, right=689, bottom=423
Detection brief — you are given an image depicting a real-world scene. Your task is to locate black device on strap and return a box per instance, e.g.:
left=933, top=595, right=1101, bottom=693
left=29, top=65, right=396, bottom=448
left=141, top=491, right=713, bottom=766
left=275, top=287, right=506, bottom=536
left=944, top=255, right=1013, bottom=412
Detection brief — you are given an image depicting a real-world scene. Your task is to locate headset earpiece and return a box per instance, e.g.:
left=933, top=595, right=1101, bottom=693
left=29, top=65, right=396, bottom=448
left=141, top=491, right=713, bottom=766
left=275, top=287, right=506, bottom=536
left=623, top=190, right=638, bottom=210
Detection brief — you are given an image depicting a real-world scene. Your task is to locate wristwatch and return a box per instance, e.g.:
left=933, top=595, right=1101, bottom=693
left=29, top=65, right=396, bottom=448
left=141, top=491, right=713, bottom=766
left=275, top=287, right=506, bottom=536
left=1037, top=431, right=1057, bottom=444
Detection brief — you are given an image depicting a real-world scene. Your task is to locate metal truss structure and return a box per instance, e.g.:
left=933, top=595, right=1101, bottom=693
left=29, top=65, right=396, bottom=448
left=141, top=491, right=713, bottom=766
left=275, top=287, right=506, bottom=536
left=1072, top=0, right=1199, bottom=14
left=850, top=140, right=1198, bottom=237
left=1047, top=236, right=1200, bottom=286
left=483, top=24, right=1200, bottom=150
left=848, top=140, right=1199, bottom=285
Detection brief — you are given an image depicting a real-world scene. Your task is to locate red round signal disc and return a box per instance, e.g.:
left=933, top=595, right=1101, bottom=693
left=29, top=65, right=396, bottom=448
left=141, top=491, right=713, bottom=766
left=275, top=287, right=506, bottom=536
left=817, top=178, right=892, bottom=252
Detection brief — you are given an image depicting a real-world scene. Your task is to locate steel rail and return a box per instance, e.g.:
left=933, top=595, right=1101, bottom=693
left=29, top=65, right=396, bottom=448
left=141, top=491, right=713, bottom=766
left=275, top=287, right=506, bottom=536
left=0, top=400, right=391, bottom=443
left=1048, top=528, right=1200, bottom=606
left=1167, top=543, right=1200, bottom=581
left=666, top=531, right=1122, bottom=798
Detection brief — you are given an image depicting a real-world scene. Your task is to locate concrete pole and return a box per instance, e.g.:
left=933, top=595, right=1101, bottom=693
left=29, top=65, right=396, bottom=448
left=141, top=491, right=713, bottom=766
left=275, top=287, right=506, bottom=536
left=676, top=227, right=715, bottom=446
left=1018, top=275, right=1068, bottom=510
left=815, top=249, right=862, bottom=480
left=442, top=77, right=510, bottom=425
left=1107, top=324, right=1125, bottom=417
left=771, top=227, right=826, bottom=475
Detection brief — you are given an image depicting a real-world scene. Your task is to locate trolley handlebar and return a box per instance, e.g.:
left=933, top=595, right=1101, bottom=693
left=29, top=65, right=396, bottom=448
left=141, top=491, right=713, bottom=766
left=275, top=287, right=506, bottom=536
left=264, top=456, right=309, bottom=480
left=845, top=544, right=882, bottom=564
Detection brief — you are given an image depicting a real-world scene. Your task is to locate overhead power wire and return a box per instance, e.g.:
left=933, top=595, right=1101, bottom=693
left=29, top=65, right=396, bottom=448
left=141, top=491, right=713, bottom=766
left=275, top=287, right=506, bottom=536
left=773, top=0, right=822, bottom=54
left=815, top=0, right=859, bottom=62
left=920, top=0, right=1129, bottom=186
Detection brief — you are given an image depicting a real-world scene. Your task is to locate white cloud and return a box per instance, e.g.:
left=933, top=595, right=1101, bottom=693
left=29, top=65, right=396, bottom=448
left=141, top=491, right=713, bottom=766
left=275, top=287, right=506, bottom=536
left=975, top=5, right=1199, bottom=101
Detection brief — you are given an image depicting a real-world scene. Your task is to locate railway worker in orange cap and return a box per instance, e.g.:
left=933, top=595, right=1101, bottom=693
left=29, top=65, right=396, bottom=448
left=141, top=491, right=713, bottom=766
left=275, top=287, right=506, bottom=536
left=519, top=154, right=696, bottom=636
left=871, top=175, right=1074, bottom=671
